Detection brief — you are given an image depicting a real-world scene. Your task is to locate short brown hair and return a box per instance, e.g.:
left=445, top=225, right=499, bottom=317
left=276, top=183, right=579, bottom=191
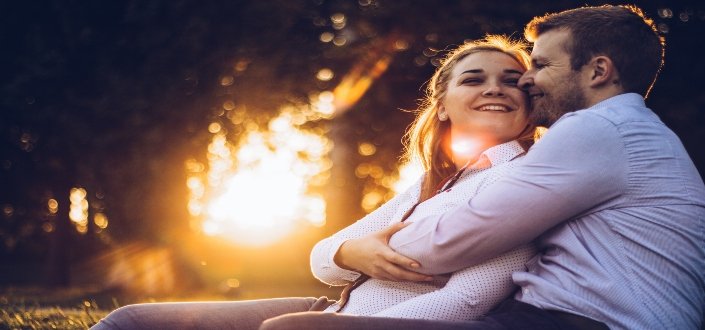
left=524, top=5, right=665, bottom=97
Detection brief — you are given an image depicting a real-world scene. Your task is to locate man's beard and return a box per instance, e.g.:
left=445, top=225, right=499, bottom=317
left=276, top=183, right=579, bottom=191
left=529, top=74, right=588, bottom=127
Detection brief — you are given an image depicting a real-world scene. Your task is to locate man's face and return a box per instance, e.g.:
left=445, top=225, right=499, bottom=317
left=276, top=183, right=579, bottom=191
left=519, top=29, right=588, bottom=127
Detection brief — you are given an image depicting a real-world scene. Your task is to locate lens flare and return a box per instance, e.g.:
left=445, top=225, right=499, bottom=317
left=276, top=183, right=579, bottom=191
left=333, top=55, right=391, bottom=114
left=451, top=138, right=483, bottom=157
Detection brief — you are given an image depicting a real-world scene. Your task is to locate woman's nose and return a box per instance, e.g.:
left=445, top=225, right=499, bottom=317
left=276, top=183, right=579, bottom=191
left=482, top=85, right=504, bottom=96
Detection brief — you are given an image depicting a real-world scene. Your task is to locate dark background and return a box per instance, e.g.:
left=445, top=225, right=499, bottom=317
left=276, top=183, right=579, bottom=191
left=1, top=0, right=704, bottom=302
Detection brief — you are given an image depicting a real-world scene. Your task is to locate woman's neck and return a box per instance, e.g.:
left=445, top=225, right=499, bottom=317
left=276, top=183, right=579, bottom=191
left=448, top=132, right=496, bottom=168
left=451, top=153, right=476, bottom=169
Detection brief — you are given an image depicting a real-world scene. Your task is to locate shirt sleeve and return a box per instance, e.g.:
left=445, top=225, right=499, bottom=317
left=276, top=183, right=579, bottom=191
left=310, top=176, right=423, bottom=286
left=372, top=244, right=536, bottom=320
left=389, top=112, right=626, bottom=274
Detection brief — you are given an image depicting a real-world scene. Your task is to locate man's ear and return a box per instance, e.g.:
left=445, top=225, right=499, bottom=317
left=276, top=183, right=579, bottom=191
left=587, top=56, right=619, bottom=88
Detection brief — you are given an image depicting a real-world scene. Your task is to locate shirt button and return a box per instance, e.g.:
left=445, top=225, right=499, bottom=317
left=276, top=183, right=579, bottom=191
left=523, top=288, right=530, bottom=295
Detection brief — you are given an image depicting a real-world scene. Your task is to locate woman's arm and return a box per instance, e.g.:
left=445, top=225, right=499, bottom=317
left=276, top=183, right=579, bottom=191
left=372, top=244, right=536, bottom=320
left=310, top=176, right=429, bottom=285
left=333, top=222, right=432, bottom=282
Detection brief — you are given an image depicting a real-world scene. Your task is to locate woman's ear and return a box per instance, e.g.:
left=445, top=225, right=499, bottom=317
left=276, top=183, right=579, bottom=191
left=587, top=56, right=619, bottom=88
left=438, top=105, right=449, bottom=121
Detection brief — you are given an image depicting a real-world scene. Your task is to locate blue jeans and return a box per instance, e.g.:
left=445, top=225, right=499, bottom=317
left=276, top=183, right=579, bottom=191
left=91, top=297, right=334, bottom=330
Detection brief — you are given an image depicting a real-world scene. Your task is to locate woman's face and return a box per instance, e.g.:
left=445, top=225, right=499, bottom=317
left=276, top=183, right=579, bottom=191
left=439, top=51, right=529, bottom=157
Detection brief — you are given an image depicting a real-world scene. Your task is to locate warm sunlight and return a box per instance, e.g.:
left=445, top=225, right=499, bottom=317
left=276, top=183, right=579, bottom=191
left=188, top=109, right=331, bottom=247
left=392, top=159, right=424, bottom=194
left=186, top=34, right=405, bottom=246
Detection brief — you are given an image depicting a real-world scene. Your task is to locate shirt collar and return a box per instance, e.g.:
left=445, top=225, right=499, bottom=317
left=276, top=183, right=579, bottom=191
left=475, top=140, right=526, bottom=168
left=589, top=92, right=645, bottom=111
left=437, top=140, right=526, bottom=193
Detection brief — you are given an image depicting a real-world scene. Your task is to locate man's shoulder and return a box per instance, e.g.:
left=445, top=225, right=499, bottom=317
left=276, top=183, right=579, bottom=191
left=530, top=110, right=625, bottom=165
left=550, top=108, right=621, bottom=138
left=549, top=98, right=661, bottom=143
left=575, top=93, right=659, bottom=125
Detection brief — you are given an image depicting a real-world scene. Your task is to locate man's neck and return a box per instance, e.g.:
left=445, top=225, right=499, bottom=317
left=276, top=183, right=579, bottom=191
left=585, top=86, right=625, bottom=108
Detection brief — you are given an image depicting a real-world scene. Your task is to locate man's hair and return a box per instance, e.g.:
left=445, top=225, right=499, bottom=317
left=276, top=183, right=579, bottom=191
left=524, top=5, right=665, bottom=97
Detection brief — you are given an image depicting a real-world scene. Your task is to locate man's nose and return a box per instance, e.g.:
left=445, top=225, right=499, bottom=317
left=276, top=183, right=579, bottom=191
left=518, top=71, right=534, bottom=91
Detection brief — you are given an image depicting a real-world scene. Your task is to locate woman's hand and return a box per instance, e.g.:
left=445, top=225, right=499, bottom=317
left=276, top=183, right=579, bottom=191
left=333, top=222, right=433, bottom=282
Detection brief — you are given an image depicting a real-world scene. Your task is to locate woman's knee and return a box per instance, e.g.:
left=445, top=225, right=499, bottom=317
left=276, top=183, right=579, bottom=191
left=91, top=304, right=164, bottom=329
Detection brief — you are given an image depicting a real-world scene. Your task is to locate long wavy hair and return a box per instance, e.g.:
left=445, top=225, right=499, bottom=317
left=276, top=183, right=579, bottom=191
left=402, top=35, right=534, bottom=202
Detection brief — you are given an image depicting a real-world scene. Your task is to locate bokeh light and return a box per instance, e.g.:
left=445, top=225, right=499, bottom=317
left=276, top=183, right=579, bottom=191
left=357, top=142, right=377, bottom=156
left=69, top=187, right=89, bottom=234
left=47, top=198, right=59, bottom=214
left=319, top=32, right=334, bottom=43
left=331, top=13, right=346, bottom=30
left=2, top=204, right=13, bottom=217
left=94, top=212, right=109, bottom=229
left=316, top=68, right=335, bottom=81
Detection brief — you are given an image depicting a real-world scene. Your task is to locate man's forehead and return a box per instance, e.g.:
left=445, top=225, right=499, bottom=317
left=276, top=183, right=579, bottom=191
left=531, top=29, right=571, bottom=58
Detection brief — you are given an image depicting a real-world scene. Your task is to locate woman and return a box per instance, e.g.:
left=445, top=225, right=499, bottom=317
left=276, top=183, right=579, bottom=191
left=310, top=35, right=536, bottom=319
left=91, top=35, right=536, bottom=330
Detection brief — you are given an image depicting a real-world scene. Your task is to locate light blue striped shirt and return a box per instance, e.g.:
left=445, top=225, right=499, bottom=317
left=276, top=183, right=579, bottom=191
left=390, top=93, right=705, bottom=329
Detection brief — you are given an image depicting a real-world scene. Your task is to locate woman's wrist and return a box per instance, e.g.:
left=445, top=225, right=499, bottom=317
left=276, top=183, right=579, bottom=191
left=333, top=239, right=357, bottom=271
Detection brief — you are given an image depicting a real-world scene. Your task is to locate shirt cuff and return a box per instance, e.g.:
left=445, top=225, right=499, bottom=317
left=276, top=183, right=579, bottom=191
left=326, top=237, right=362, bottom=282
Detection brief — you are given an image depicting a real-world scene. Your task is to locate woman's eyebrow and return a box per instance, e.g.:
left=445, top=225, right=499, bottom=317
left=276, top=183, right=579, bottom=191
left=504, top=69, right=523, bottom=75
left=460, top=69, right=483, bottom=75
left=460, top=69, right=523, bottom=75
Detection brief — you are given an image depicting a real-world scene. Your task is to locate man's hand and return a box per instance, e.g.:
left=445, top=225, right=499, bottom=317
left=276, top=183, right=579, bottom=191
left=333, top=222, right=433, bottom=282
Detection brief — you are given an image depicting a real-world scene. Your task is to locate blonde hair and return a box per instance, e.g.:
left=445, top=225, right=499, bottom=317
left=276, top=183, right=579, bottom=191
left=402, top=35, right=534, bottom=201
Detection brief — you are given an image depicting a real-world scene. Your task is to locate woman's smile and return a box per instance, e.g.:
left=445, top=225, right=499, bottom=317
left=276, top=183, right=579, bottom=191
left=475, top=104, right=515, bottom=112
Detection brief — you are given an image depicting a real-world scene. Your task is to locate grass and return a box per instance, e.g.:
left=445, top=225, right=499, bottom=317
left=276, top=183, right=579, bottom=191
left=0, top=287, right=113, bottom=330
left=0, top=301, right=108, bottom=330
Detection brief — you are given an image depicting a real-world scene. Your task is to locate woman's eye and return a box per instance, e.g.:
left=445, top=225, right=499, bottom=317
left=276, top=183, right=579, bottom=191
left=462, top=78, right=481, bottom=85
left=504, top=79, right=519, bottom=86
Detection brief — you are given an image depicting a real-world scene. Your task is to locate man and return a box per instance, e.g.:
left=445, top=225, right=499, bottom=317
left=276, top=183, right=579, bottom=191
left=261, top=5, right=705, bottom=330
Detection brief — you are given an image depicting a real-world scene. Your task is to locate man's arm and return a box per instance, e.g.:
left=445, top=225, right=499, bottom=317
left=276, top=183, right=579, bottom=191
left=372, top=244, right=536, bottom=320
left=389, top=112, right=626, bottom=274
